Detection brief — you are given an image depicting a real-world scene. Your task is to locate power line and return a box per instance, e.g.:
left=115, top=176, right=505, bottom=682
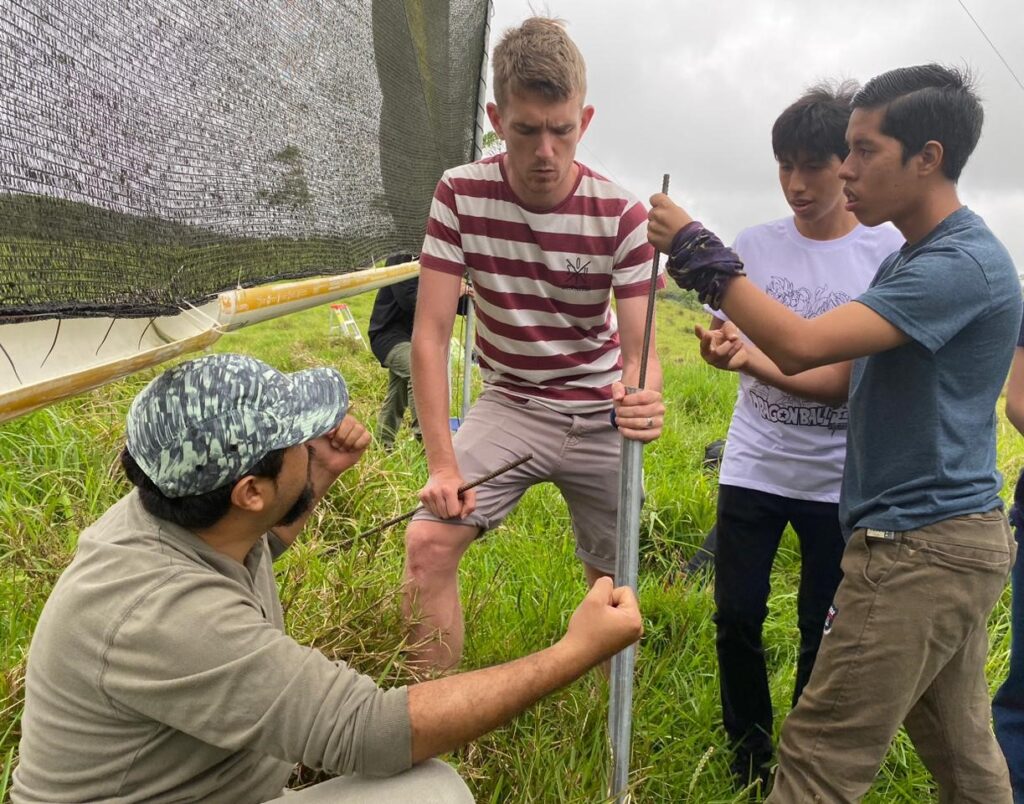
left=956, top=0, right=1024, bottom=96
left=578, top=140, right=623, bottom=186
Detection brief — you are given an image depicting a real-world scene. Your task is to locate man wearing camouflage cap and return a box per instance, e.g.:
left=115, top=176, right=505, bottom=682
left=12, top=353, right=642, bottom=803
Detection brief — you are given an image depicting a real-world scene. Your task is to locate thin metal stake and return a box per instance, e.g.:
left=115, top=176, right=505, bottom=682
left=609, top=173, right=669, bottom=803
left=357, top=453, right=532, bottom=540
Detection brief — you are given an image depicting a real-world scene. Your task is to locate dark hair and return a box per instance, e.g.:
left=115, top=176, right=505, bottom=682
left=852, top=64, right=983, bottom=181
left=121, top=447, right=285, bottom=530
left=772, top=80, right=859, bottom=163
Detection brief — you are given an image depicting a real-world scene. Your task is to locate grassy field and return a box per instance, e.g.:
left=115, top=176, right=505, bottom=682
left=2, top=290, right=1022, bottom=802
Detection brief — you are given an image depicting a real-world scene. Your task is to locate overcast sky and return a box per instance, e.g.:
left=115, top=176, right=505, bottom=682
left=486, top=0, right=1024, bottom=269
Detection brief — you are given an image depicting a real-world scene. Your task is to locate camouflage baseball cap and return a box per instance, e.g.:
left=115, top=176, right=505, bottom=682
left=126, top=353, right=349, bottom=498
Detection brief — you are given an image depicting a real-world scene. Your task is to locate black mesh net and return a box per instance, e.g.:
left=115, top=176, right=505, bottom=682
left=0, top=0, right=489, bottom=322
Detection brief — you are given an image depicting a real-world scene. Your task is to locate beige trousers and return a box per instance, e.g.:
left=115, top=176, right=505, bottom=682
left=767, top=511, right=1015, bottom=803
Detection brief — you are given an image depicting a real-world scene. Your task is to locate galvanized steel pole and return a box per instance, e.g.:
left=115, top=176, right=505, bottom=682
left=608, top=173, right=669, bottom=803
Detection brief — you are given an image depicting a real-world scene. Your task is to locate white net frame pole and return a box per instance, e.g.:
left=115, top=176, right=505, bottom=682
left=459, top=0, right=492, bottom=422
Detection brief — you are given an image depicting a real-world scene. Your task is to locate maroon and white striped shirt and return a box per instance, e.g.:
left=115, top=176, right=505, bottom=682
left=420, top=156, right=660, bottom=413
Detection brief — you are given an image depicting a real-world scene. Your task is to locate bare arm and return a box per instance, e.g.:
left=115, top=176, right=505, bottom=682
left=1006, top=346, right=1024, bottom=436
left=411, top=268, right=475, bottom=518
left=720, top=278, right=909, bottom=375
left=407, top=577, right=641, bottom=761
left=611, top=293, right=665, bottom=442
left=696, top=321, right=851, bottom=406
left=742, top=348, right=851, bottom=407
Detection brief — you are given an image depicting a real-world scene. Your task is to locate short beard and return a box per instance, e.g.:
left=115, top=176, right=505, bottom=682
left=277, top=481, right=314, bottom=527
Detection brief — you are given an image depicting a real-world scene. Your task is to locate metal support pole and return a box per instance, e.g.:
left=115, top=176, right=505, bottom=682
left=608, top=174, right=669, bottom=803
left=460, top=295, right=475, bottom=422
left=608, top=434, right=644, bottom=802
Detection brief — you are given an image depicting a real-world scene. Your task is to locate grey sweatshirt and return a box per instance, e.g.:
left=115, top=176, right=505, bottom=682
left=12, top=491, right=411, bottom=803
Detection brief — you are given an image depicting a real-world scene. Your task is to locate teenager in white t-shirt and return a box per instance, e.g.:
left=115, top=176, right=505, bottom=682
left=702, top=83, right=904, bottom=791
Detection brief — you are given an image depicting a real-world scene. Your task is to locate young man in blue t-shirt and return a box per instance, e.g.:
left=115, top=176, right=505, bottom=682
left=651, top=64, right=1021, bottom=802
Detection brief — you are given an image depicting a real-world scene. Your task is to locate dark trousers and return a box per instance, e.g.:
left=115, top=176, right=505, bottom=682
left=994, top=521, right=1024, bottom=804
left=714, top=484, right=846, bottom=765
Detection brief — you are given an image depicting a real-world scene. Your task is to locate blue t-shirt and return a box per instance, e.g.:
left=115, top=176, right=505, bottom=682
left=840, top=207, right=1022, bottom=533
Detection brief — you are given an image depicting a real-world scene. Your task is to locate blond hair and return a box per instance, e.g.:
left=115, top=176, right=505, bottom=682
left=491, top=17, right=587, bottom=108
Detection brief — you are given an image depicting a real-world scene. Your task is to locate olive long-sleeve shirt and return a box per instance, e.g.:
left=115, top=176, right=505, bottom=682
left=13, top=491, right=411, bottom=803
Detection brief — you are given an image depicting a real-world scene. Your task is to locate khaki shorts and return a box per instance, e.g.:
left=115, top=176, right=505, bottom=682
left=412, top=388, right=624, bottom=573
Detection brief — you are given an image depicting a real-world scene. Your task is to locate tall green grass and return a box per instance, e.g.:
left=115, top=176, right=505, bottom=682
left=2, top=293, right=1022, bottom=802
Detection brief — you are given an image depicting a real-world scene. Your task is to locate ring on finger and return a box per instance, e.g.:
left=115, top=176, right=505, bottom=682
left=645, top=416, right=653, bottom=429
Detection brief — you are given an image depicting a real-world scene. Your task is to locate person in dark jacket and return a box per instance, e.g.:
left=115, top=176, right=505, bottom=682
left=369, top=253, right=469, bottom=449
left=369, top=254, right=420, bottom=449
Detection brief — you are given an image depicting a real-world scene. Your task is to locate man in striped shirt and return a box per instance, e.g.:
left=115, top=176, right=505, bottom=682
left=403, top=17, right=665, bottom=670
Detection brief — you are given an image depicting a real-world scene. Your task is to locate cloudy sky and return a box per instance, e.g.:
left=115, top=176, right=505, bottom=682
left=486, top=0, right=1024, bottom=269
